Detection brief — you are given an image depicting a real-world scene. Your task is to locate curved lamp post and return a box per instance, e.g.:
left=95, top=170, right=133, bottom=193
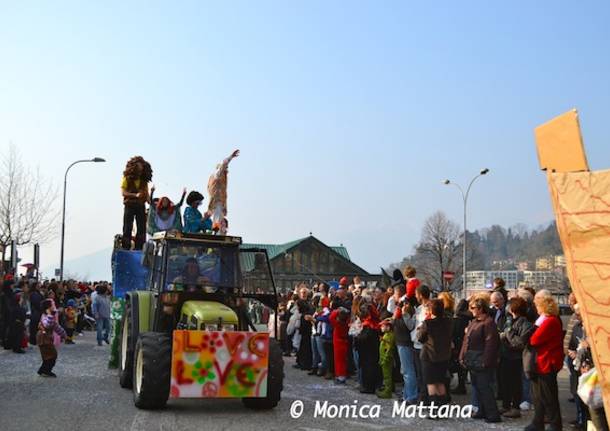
left=60, top=157, right=106, bottom=281
left=443, top=168, right=489, bottom=297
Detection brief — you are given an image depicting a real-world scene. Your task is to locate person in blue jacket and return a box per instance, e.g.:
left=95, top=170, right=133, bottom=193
left=183, top=191, right=212, bottom=234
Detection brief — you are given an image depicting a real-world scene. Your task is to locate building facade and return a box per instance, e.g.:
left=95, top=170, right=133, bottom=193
left=466, top=270, right=521, bottom=294
left=242, top=235, right=378, bottom=293
left=536, top=257, right=553, bottom=271
left=465, top=269, right=569, bottom=299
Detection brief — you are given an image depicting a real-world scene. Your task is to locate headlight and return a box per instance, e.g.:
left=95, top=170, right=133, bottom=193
left=222, top=324, right=237, bottom=331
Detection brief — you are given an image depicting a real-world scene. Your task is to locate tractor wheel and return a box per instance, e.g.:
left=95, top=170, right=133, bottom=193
left=132, top=332, right=172, bottom=410
left=118, top=302, right=135, bottom=388
left=242, top=339, right=284, bottom=410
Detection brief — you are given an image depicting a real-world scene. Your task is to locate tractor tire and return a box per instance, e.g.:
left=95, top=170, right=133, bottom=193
left=118, top=302, right=135, bottom=388
left=242, top=339, right=284, bottom=410
left=132, top=332, right=172, bottom=410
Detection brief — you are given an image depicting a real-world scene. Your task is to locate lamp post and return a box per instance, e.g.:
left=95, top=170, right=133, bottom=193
left=60, top=157, right=106, bottom=281
left=443, top=168, right=489, bottom=298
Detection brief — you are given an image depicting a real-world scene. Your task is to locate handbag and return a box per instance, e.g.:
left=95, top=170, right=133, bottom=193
left=578, top=368, right=604, bottom=409
left=464, top=350, right=484, bottom=371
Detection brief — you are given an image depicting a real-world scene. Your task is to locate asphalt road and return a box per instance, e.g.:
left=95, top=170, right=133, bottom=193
left=0, top=330, right=576, bottom=431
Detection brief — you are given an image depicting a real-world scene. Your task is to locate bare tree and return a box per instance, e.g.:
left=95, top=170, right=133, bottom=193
left=0, top=145, right=59, bottom=264
left=413, top=211, right=461, bottom=290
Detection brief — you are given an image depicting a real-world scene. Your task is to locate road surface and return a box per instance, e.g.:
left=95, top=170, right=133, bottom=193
left=0, top=330, right=575, bottom=431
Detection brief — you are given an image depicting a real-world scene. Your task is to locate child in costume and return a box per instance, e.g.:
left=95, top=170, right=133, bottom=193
left=63, top=299, right=77, bottom=344
left=208, top=149, right=239, bottom=234
left=147, top=186, right=186, bottom=235
left=121, top=156, right=153, bottom=250
left=183, top=191, right=213, bottom=234
left=377, top=319, right=396, bottom=398
left=37, top=299, right=66, bottom=377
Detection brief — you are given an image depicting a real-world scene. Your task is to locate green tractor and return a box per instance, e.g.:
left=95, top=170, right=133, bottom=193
left=117, top=231, right=284, bottom=410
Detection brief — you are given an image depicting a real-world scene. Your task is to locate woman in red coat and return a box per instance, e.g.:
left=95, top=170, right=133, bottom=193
left=525, top=293, right=564, bottom=431
left=329, top=306, right=350, bottom=384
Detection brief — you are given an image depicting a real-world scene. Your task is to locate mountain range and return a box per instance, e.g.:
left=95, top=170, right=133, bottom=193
left=42, top=247, right=113, bottom=281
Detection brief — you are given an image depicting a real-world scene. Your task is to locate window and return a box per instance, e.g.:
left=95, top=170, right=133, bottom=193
left=165, top=243, right=238, bottom=291
left=240, top=250, right=275, bottom=295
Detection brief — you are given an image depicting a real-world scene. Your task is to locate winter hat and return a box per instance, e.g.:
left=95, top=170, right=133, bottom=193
left=67, top=299, right=76, bottom=307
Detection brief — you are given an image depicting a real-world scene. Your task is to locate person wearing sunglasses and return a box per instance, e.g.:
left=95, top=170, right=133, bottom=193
left=459, top=295, right=502, bottom=423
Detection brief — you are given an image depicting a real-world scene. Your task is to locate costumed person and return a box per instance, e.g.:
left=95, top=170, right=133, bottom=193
left=37, top=299, right=67, bottom=377
left=63, top=299, right=77, bottom=344
left=147, top=186, right=186, bottom=235
left=183, top=191, right=213, bottom=234
left=207, top=149, right=239, bottom=234
left=329, top=305, right=350, bottom=384
left=121, top=156, right=153, bottom=249
left=377, top=319, right=396, bottom=398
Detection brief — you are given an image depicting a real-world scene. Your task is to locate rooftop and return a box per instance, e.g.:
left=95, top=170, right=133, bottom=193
left=242, top=236, right=351, bottom=261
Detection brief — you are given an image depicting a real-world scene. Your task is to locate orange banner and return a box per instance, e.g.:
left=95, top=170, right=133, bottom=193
left=548, top=170, right=610, bottom=415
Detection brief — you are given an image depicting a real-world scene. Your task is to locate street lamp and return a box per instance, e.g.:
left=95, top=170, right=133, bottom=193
left=442, top=168, right=489, bottom=297
left=60, top=157, right=106, bottom=281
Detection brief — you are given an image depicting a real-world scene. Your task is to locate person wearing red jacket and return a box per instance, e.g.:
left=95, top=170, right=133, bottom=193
left=525, top=294, right=564, bottom=431
left=329, top=306, right=350, bottom=384
left=404, top=266, right=420, bottom=306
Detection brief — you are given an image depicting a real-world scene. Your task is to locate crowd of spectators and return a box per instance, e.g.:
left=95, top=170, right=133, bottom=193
left=276, top=269, right=608, bottom=430
left=0, top=275, right=113, bottom=355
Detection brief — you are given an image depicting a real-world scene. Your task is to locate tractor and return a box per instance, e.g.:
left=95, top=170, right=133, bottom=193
left=116, top=231, right=284, bottom=410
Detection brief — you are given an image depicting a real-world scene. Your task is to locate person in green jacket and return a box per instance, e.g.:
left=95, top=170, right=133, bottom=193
left=377, top=319, right=395, bottom=398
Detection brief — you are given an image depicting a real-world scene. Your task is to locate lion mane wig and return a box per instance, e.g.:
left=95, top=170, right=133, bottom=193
left=123, top=156, right=153, bottom=182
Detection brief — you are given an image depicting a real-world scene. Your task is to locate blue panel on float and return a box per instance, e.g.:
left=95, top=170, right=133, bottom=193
left=111, top=250, right=149, bottom=298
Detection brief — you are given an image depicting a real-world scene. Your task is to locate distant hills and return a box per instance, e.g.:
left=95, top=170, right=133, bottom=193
left=42, top=247, right=113, bottom=281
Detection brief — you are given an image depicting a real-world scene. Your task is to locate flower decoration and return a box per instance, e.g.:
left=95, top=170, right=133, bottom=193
left=191, top=360, right=216, bottom=384
left=201, top=332, right=224, bottom=354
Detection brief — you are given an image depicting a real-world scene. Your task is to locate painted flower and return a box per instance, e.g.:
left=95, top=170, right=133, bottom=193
left=191, top=360, right=216, bottom=384
left=201, top=332, right=224, bottom=353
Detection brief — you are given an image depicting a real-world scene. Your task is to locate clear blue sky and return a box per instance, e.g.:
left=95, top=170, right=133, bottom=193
left=1, top=1, right=609, bottom=278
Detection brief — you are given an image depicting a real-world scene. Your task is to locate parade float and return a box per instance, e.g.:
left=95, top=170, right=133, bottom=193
left=110, top=150, right=284, bottom=410
left=112, top=231, right=283, bottom=410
